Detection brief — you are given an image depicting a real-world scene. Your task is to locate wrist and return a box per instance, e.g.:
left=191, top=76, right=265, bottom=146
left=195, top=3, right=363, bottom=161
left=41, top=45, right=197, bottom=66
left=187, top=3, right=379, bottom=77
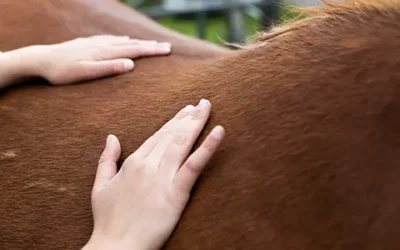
left=82, top=241, right=138, bottom=250
left=0, top=45, right=47, bottom=88
left=82, top=233, right=141, bottom=250
left=12, top=45, right=48, bottom=77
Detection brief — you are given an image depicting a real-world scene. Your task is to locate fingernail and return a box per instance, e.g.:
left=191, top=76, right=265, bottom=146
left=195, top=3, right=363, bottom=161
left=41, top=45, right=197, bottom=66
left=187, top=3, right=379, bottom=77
left=123, top=60, right=134, bottom=71
left=106, top=134, right=113, bottom=148
left=158, top=43, right=171, bottom=52
left=197, top=99, right=210, bottom=109
left=163, top=46, right=171, bottom=53
left=211, top=126, right=225, bottom=140
left=183, top=105, right=196, bottom=113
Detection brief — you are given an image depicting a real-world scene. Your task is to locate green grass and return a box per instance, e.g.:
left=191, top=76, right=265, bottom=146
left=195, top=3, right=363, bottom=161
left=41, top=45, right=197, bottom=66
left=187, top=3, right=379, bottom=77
left=157, top=6, right=302, bottom=44
left=120, top=1, right=302, bottom=44
left=158, top=15, right=260, bottom=44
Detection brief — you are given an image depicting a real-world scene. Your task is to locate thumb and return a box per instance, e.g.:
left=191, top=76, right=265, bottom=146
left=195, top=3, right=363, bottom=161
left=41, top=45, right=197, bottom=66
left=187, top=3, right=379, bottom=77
left=93, top=134, right=121, bottom=192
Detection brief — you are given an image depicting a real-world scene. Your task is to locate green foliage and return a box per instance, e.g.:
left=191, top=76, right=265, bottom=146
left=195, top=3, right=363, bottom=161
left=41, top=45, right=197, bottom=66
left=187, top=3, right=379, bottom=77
left=158, top=15, right=260, bottom=44
left=119, top=1, right=301, bottom=44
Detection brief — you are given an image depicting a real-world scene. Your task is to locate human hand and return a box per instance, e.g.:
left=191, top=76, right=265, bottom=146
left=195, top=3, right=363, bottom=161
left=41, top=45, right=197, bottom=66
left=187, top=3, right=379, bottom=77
left=83, top=99, right=225, bottom=250
left=36, top=35, right=171, bottom=85
left=0, top=35, right=171, bottom=88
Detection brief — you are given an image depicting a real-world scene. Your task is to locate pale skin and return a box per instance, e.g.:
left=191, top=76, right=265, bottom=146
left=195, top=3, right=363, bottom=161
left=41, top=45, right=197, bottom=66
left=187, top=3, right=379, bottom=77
left=85, top=100, right=224, bottom=250
left=0, top=35, right=225, bottom=250
left=0, top=35, right=171, bottom=88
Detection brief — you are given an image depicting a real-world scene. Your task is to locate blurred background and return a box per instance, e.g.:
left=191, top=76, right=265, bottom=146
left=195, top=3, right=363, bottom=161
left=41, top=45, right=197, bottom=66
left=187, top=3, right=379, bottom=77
left=119, top=0, right=331, bottom=45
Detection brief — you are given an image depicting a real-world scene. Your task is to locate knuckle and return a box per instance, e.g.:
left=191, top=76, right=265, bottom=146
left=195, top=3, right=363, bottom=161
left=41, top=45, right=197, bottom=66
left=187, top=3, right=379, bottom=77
left=136, top=46, right=151, bottom=53
left=172, top=133, right=188, bottom=146
left=46, top=68, right=65, bottom=84
left=123, top=153, right=146, bottom=170
left=127, top=153, right=143, bottom=164
left=157, top=126, right=173, bottom=138
left=77, top=66, right=97, bottom=81
left=159, top=126, right=169, bottom=135
left=99, top=61, right=122, bottom=74
left=98, top=153, right=108, bottom=165
left=174, top=109, right=190, bottom=120
left=202, top=137, right=219, bottom=152
left=112, top=62, right=123, bottom=73
left=185, top=160, right=201, bottom=174
left=190, top=108, right=207, bottom=120
left=166, top=187, right=189, bottom=208
left=106, top=61, right=121, bottom=73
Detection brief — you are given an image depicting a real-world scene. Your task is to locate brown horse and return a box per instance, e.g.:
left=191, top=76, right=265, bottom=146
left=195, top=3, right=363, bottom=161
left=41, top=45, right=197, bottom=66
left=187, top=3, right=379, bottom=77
left=1, top=0, right=400, bottom=249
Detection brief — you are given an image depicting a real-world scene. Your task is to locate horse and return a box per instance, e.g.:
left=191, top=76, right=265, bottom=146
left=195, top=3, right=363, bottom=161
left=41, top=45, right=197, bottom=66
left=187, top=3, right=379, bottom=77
left=1, top=0, right=400, bottom=249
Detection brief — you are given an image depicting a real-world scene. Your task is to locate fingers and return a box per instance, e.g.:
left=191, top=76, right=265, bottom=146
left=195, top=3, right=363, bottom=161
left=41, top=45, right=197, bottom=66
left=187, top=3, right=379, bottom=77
left=159, top=99, right=212, bottom=177
left=91, top=35, right=130, bottom=41
left=69, top=35, right=129, bottom=46
left=104, top=43, right=171, bottom=60
left=90, top=35, right=165, bottom=48
left=110, top=39, right=158, bottom=46
left=173, top=126, right=225, bottom=194
left=149, top=100, right=211, bottom=172
left=133, top=105, right=194, bottom=158
left=79, top=35, right=171, bottom=58
left=89, top=35, right=156, bottom=46
left=93, top=135, right=121, bottom=192
left=73, top=59, right=134, bottom=82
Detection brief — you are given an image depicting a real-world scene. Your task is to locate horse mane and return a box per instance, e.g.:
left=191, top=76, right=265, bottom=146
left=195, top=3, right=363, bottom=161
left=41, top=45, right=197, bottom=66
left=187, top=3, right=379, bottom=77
left=254, top=0, right=400, bottom=45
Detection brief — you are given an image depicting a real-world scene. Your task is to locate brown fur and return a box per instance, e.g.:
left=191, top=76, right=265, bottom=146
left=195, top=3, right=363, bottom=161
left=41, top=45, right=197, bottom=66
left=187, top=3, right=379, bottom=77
left=1, top=0, right=400, bottom=249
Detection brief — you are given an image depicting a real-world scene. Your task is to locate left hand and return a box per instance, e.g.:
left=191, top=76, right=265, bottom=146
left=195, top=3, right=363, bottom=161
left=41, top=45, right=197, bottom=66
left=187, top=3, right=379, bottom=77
left=37, top=35, right=172, bottom=85
left=0, top=35, right=171, bottom=88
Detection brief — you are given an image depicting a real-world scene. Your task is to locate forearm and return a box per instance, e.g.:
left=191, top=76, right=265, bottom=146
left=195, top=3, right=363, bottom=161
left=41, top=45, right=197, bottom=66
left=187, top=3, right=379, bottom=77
left=0, top=46, right=44, bottom=89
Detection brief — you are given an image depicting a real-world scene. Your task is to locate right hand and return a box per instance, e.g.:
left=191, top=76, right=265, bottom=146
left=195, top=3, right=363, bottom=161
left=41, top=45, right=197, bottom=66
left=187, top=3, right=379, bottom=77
left=84, top=99, right=225, bottom=250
